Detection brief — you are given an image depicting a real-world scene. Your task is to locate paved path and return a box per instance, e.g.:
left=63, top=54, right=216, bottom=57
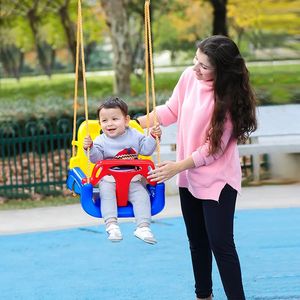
left=1, top=184, right=300, bottom=300
left=0, top=183, right=299, bottom=235
left=1, top=207, right=300, bottom=299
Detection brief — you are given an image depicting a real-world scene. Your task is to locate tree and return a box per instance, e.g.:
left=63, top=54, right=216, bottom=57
left=99, top=0, right=176, bottom=94
left=26, top=0, right=55, bottom=77
left=208, top=0, right=228, bottom=36
left=153, top=0, right=212, bottom=61
left=55, top=0, right=77, bottom=69
left=1, top=21, right=24, bottom=79
left=99, top=0, right=132, bottom=95
left=227, top=0, right=300, bottom=48
left=47, top=0, right=106, bottom=70
left=1, top=2, right=29, bottom=79
left=1, top=0, right=58, bottom=77
left=126, top=0, right=175, bottom=75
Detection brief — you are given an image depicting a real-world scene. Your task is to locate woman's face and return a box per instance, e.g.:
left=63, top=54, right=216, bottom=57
left=192, top=49, right=215, bottom=81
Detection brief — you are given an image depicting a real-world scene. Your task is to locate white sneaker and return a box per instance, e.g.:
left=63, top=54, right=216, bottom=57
left=106, top=224, right=123, bottom=242
left=134, top=226, right=157, bottom=244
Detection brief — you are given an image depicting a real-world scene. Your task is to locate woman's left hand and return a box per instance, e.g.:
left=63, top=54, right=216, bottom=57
left=147, top=161, right=180, bottom=183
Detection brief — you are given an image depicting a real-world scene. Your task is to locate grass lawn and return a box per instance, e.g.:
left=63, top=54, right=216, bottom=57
left=1, top=63, right=299, bottom=121
left=249, top=63, right=300, bottom=104
left=0, top=194, right=79, bottom=211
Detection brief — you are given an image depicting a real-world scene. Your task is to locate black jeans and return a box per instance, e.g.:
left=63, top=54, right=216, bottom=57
left=179, top=184, right=245, bottom=300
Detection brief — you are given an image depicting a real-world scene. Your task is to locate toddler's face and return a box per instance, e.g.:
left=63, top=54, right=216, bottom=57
left=99, top=107, right=129, bottom=138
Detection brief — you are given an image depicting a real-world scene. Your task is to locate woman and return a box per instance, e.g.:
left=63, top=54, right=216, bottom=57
left=138, top=35, right=257, bottom=299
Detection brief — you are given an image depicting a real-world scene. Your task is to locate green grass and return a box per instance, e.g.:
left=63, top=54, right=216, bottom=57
left=0, top=75, right=114, bottom=102
left=0, top=195, right=79, bottom=210
left=0, top=63, right=299, bottom=121
left=249, top=64, right=300, bottom=103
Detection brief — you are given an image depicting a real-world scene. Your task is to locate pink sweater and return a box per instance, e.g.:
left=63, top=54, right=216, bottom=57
left=156, top=67, right=241, bottom=201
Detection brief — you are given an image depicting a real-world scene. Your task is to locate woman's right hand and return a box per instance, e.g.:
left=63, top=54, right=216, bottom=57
left=83, top=136, right=93, bottom=150
left=147, top=156, right=195, bottom=183
left=147, top=161, right=180, bottom=183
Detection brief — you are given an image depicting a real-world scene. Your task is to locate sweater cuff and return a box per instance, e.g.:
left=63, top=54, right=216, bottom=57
left=192, top=150, right=205, bottom=168
left=150, top=132, right=160, bottom=140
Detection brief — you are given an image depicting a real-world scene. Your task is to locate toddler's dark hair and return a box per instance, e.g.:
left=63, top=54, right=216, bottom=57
left=97, top=96, right=128, bottom=117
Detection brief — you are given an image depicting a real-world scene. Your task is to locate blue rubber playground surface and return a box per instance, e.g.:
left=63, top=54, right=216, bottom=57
left=1, top=208, right=300, bottom=300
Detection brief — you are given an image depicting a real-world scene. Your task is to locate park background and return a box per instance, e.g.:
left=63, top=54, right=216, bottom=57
left=1, top=2, right=300, bottom=300
left=0, top=0, right=300, bottom=206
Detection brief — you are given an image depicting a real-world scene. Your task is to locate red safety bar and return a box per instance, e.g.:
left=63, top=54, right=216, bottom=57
left=82, top=159, right=156, bottom=206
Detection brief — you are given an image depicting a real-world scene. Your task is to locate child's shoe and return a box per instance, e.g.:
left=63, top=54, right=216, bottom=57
left=134, top=226, right=157, bottom=244
left=106, top=223, right=123, bottom=242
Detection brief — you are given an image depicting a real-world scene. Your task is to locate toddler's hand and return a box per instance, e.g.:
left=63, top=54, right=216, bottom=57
left=150, top=125, right=162, bottom=139
left=83, top=136, right=93, bottom=150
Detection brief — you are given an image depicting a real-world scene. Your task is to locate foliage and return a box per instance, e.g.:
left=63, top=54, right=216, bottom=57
left=290, top=89, right=300, bottom=104
left=1, top=0, right=299, bottom=81
left=0, top=0, right=108, bottom=78
left=153, top=0, right=212, bottom=59
left=228, top=0, right=300, bottom=48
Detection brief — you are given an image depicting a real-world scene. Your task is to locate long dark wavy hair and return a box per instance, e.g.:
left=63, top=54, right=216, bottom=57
left=197, top=35, right=257, bottom=155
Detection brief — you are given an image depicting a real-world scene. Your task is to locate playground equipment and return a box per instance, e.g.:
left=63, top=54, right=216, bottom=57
left=66, top=0, right=165, bottom=218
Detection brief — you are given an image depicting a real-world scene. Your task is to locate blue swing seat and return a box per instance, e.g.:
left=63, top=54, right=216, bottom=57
left=66, top=120, right=165, bottom=218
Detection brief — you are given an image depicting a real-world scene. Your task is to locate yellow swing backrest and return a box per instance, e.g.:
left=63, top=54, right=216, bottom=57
left=69, top=120, right=151, bottom=176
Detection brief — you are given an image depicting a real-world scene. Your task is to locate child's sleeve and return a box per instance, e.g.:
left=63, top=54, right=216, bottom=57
left=84, top=136, right=105, bottom=163
left=135, top=131, right=157, bottom=156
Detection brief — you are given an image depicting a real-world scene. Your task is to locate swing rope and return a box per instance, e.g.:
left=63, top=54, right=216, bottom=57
left=71, top=0, right=160, bottom=183
left=71, top=1, right=80, bottom=158
left=144, top=0, right=161, bottom=164
left=72, top=0, right=91, bottom=183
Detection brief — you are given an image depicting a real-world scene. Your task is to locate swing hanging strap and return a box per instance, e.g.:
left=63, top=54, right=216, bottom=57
left=144, top=0, right=160, bottom=163
left=72, top=0, right=91, bottom=182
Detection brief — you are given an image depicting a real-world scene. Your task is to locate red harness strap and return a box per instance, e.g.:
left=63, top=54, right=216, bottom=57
left=82, top=159, right=156, bottom=206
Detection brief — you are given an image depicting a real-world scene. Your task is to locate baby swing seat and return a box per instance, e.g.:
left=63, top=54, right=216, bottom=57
left=66, top=120, right=165, bottom=218
left=67, top=0, right=164, bottom=218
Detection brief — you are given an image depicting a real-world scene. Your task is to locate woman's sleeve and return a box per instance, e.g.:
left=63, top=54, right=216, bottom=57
left=191, top=117, right=234, bottom=167
left=156, top=68, right=189, bottom=126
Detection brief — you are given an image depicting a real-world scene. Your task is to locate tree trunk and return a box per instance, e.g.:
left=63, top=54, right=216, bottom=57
left=10, top=46, right=21, bottom=81
left=85, top=42, right=96, bottom=68
left=27, top=9, right=52, bottom=77
left=0, top=46, right=21, bottom=80
left=209, top=0, right=228, bottom=36
left=18, top=51, right=24, bottom=77
left=100, top=0, right=132, bottom=95
left=58, top=0, right=77, bottom=70
left=0, top=47, right=13, bottom=77
left=50, top=48, right=56, bottom=71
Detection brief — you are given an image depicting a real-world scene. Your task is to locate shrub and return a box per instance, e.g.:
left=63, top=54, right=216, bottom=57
left=255, top=89, right=274, bottom=106
left=290, top=89, right=300, bottom=104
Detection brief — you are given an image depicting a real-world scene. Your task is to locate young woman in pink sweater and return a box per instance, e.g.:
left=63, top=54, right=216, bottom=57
left=138, top=35, right=257, bottom=300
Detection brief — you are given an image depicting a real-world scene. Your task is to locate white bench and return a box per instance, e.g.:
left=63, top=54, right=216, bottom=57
left=152, top=105, right=300, bottom=183
left=238, top=141, right=300, bottom=181
left=154, top=124, right=177, bottom=162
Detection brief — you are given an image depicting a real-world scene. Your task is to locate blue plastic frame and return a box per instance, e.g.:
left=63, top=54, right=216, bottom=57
left=66, top=167, right=165, bottom=218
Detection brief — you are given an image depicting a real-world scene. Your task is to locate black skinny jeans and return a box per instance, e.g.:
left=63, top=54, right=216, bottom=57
left=179, top=184, right=245, bottom=300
